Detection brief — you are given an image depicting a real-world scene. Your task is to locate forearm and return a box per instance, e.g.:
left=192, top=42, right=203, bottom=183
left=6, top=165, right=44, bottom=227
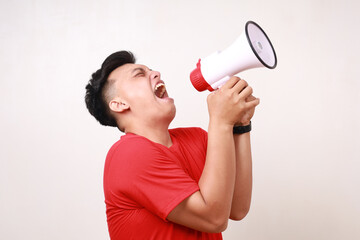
left=230, top=132, right=253, bottom=220
left=198, top=120, right=236, bottom=223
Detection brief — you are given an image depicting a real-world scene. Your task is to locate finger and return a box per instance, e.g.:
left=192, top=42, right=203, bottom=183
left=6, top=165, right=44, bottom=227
left=222, top=76, right=240, bottom=90
left=233, top=79, right=248, bottom=93
left=246, top=94, right=256, bottom=102
left=239, top=85, right=253, bottom=99
left=245, top=97, right=260, bottom=108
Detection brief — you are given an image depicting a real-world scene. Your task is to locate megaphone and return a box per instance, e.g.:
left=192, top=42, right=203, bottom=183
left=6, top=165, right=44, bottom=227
left=190, top=21, right=277, bottom=91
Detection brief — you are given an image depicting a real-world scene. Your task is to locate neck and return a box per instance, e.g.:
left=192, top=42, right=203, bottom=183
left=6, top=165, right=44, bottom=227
left=125, top=121, right=173, bottom=148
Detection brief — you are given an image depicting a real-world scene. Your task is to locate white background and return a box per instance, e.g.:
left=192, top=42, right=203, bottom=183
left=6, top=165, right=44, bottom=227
left=1, top=0, right=359, bottom=239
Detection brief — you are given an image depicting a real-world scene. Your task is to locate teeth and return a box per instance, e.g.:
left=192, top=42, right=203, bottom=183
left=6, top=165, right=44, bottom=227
left=154, top=83, right=166, bottom=98
left=154, top=83, right=165, bottom=91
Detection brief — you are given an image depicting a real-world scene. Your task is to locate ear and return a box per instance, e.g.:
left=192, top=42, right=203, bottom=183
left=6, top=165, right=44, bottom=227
left=109, top=97, right=130, bottom=113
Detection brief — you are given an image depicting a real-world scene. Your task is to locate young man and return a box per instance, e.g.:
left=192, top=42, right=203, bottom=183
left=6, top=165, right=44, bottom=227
left=85, top=51, right=260, bottom=239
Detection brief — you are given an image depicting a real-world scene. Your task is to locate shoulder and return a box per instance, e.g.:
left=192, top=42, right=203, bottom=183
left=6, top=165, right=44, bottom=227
left=107, top=134, right=149, bottom=158
left=105, top=134, right=164, bottom=171
left=109, top=133, right=153, bottom=152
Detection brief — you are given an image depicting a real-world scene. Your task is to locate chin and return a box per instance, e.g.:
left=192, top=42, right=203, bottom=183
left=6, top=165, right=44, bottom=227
left=150, top=100, right=176, bottom=125
left=166, top=105, right=176, bottom=123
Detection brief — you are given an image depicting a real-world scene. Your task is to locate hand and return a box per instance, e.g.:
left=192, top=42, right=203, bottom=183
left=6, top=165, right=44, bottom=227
left=207, top=77, right=260, bottom=127
left=235, top=94, right=259, bottom=126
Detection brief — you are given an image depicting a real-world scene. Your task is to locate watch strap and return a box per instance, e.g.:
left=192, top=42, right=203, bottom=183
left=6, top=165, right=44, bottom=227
left=233, top=122, right=252, bottom=134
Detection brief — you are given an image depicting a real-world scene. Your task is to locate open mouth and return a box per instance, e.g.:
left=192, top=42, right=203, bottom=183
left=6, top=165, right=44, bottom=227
left=154, top=82, right=167, bottom=99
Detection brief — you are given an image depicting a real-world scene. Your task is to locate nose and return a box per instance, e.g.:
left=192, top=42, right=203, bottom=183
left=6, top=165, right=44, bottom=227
left=150, top=70, right=161, bottom=80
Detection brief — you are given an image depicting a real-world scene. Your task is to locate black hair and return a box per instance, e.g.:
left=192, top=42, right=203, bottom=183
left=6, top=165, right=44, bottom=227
left=85, top=51, right=136, bottom=127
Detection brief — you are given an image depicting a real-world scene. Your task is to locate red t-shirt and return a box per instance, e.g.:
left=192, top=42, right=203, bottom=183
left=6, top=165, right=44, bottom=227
left=103, top=127, right=223, bottom=240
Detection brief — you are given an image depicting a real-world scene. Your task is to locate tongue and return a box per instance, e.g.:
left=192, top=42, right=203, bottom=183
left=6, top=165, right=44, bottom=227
left=154, top=86, right=164, bottom=98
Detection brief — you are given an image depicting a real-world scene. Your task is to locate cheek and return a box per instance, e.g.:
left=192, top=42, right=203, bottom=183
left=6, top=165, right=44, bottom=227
left=121, top=81, right=149, bottom=98
left=122, top=84, right=154, bottom=107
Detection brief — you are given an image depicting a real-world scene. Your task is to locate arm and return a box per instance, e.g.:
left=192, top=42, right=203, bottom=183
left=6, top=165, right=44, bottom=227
left=230, top=95, right=259, bottom=220
left=168, top=119, right=236, bottom=233
left=230, top=131, right=253, bottom=220
left=167, top=78, right=259, bottom=233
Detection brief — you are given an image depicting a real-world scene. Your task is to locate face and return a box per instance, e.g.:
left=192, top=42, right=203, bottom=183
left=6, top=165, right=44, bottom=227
left=108, top=63, right=176, bottom=129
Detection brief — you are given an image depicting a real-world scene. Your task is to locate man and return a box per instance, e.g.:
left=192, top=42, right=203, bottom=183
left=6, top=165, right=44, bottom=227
left=85, top=51, right=260, bottom=239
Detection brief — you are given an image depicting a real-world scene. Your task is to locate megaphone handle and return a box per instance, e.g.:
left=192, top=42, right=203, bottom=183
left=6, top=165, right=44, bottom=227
left=211, top=76, right=231, bottom=90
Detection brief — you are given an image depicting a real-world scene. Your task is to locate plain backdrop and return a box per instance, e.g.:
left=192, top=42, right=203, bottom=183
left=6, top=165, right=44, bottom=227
left=1, top=0, right=359, bottom=239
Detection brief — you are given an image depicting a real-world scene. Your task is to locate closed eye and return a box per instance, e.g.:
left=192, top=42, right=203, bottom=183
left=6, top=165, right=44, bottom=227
left=135, top=72, right=144, bottom=77
left=132, top=67, right=147, bottom=78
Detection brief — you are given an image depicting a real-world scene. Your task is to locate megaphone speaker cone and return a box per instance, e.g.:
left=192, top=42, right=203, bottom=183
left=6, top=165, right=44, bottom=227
left=246, top=21, right=277, bottom=69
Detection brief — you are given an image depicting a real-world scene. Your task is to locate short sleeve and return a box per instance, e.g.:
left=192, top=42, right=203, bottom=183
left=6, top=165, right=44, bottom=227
left=106, top=136, right=200, bottom=221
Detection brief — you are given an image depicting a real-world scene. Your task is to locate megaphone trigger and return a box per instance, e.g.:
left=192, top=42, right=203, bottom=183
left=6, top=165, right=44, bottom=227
left=211, top=76, right=231, bottom=90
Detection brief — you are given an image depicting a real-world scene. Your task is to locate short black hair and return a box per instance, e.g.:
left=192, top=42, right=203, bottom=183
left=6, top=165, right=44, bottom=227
left=85, top=51, right=136, bottom=127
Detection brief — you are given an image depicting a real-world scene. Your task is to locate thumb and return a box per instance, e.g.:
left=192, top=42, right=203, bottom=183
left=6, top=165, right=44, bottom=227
left=246, top=94, right=257, bottom=102
left=246, top=97, right=260, bottom=108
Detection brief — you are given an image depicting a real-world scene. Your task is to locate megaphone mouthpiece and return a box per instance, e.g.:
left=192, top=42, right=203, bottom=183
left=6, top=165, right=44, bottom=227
left=190, top=59, right=214, bottom=92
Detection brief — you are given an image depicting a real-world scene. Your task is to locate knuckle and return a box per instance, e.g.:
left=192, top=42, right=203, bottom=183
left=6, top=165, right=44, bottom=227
left=240, top=79, right=248, bottom=86
left=218, top=87, right=225, bottom=94
left=228, top=92, right=236, bottom=101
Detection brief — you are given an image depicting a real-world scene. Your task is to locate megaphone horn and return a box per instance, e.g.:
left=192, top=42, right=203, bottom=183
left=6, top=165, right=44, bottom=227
left=190, top=21, right=277, bottom=92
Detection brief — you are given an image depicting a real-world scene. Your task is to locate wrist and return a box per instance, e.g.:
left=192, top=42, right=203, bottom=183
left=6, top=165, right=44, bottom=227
left=209, top=119, right=234, bottom=133
left=236, top=120, right=251, bottom=126
left=233, top=121, right=252, bottom=134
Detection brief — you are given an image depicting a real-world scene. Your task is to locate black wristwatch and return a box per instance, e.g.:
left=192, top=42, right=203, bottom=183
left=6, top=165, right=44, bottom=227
left=233, top=122, right=252, bottom=134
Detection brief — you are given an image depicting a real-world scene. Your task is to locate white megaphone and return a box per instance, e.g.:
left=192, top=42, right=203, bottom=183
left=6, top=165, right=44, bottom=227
left=190, top=21, right=277, bottom=91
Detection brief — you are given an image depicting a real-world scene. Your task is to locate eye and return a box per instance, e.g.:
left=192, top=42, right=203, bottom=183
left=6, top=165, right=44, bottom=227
left=134, top=70, right=145, bottom=77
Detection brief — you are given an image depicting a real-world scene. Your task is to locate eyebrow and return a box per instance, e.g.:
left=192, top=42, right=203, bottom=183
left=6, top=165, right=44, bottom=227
left=131, top=67, right=144, bottom=74
left=131, top=67, right=151, bottom=74
left=131, top=66, right=151, bottom=76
